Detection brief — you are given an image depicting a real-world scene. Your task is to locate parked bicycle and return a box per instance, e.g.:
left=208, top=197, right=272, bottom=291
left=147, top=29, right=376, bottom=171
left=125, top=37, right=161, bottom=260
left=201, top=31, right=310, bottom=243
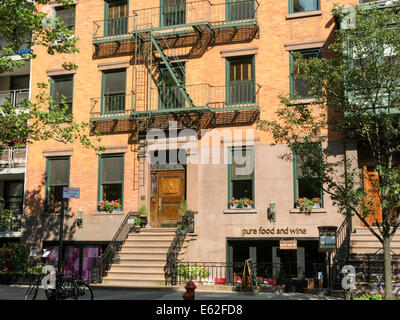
left=24, top=251, right=93, bottom=300
left=369, top=274, right=400, bottom=298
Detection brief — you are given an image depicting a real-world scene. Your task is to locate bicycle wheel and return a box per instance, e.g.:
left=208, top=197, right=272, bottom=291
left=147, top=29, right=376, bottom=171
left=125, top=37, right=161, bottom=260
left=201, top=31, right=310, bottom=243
left=55, top=278, right=79, bottom=300
left=24, top=279, right=40, bottom=300
left=75, top=280, right=94, bottom=300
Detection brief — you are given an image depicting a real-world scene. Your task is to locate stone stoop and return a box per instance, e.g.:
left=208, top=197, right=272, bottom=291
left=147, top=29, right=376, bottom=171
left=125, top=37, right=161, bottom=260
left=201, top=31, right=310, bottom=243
left=101, top=228, right=192, bottom=287
left=350, top=227, right=400, bottom=255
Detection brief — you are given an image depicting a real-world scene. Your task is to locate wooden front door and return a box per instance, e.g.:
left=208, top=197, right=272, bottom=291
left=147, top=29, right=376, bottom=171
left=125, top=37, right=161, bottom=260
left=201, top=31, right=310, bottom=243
left=150, top=170, right=185, bottom=228
left=361, top=166, right=383, bottom=226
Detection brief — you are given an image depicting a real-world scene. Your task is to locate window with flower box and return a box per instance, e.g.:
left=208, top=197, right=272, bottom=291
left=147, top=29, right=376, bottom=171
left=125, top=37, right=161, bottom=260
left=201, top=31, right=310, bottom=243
left=228, top=146, right=254, bottom=209
left=293, top=151, right=323, bottom=209
left=45, top=157, right=70, bottom=213
left=98, top=153, right=124, bottom=211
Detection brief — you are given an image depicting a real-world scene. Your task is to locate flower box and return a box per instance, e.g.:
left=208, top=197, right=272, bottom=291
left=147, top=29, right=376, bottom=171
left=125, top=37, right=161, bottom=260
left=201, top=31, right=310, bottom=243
left=229, top=204, right=253, bottom=210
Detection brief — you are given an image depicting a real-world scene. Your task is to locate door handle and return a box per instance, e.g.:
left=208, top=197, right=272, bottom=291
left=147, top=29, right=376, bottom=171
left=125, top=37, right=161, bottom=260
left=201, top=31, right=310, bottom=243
left=159, top=198, right=161, bottom=210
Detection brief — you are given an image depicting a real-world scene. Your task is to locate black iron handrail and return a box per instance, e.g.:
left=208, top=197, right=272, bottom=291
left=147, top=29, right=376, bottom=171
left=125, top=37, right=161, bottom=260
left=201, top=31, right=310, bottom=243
left=89, top=211, right=137, bottom=283
left=164, top=210, right=196, bottom=285
left=335, top=217, right=350, bottom=263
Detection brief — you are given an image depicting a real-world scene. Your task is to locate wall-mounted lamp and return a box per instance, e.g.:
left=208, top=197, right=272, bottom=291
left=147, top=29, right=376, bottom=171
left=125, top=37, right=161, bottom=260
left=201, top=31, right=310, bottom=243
left=268, top=201, right=276, bottom=222
left=77, top=209, right=83, bottom=228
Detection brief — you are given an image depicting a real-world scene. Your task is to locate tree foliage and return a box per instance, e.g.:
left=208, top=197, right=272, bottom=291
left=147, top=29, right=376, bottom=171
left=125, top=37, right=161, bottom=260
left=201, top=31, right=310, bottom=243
left=0, top=0, right=102, bottom=150
left=257, top=1, right=400, bottom=299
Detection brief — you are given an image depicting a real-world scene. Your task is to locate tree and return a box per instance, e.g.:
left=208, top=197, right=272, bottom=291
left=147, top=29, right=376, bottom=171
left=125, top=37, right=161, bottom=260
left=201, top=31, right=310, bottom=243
left=257, top=1, right=400, bottom=299
left=0, top=0, right=101, bottom=150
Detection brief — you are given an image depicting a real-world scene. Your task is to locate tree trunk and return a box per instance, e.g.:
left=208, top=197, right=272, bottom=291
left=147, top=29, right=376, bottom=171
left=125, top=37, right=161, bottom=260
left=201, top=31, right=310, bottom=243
left=383, top=237, right=393, bottom=300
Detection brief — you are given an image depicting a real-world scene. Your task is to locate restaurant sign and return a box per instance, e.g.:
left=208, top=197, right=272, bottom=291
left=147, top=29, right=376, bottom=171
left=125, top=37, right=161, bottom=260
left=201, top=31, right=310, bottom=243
left=280, top=240, right=298, bottom=250
left=318, top=226, right=337, bottom=252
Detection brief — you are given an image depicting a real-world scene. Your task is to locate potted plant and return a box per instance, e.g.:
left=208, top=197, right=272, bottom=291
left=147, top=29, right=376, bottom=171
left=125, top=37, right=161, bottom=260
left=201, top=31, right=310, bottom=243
left=312, top=198, right=321, bottom=209
left=137, top=205, right=148, bottom=228
left=134, top=217, right=142, bottom=233
left=178, top=200, right=188, bottom=217
left=295, top=197, right=315, bottom=213
left=229, top=197, right=253, bottom=209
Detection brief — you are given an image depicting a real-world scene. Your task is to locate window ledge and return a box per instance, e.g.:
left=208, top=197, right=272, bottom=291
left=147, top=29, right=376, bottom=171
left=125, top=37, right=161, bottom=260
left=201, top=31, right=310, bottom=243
left=286, top=10, right=322, bottom=20
left=224, top=209, right=258, bottom=214
left=289, top=98, right=318, bottom=105
left=290, top=208, right=327, bottom=214
left=95, top=211, right=125, bottom=216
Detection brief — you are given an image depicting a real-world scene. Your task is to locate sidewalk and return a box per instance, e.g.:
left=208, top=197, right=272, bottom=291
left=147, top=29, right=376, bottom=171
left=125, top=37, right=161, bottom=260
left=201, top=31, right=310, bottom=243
left=0, top=284, right=342, bottom=300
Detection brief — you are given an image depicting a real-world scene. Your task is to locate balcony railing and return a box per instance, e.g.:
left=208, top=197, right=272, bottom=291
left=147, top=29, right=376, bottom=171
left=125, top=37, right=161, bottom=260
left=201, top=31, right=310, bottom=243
left=93, top=1, right=258, bottom=41
left=93, top=16, right=133, bottom=41
left=0, top=211, right=22, bottom=234
left=0, top=147, right=27, bottom=169
left=90, top=93, right=133, bottom=119
left=0, top=89, right=29, bottom=107
left=133, top=0, right=258, bottom=31
left=90, top=83, right=260, bottom=119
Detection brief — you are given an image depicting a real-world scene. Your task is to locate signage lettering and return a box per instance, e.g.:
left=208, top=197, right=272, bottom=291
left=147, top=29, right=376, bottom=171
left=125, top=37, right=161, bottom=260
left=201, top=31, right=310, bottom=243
left=241, top=227, right=307, bottom=237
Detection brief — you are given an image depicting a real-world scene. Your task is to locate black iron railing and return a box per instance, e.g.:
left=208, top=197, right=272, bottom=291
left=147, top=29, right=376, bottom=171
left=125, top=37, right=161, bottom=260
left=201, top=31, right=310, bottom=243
left=89, top=212, right=137, bottom=284
left=164, top=210, right=195, bottom=285
left=335, top=217, right=350, bottom=262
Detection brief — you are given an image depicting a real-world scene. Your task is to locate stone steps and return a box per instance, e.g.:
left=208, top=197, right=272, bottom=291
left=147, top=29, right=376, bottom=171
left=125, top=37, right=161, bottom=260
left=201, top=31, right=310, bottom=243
left=100, top=228, right=191, bottom=288
left=350, top=227, right=400, bottom=254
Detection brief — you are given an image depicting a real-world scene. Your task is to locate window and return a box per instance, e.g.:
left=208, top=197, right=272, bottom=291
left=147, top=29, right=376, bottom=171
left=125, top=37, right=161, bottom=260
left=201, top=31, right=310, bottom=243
left=290, top=49, right=320, bottom=100
left=45, top=157, right=70, bottom=210
left=105, top=0, right=128, bottom=36
left=158, top=63, right=185, bottom=109
left=227, top=0, right=255, bottom=21
left=227, top=56, right=256, bottom=105
left=4, top=180, right=24, bottom=214
left=50, top=75, right=73, bottom=114
left=161, top=0, right=186, bottom=27
left=290, top=0, right=320, bottom=14
left=293, top=151, right=322, bottom=208
left=102, top=69, right=126, bottom=113
left=228, top=146, right=254, bottom=207
left=98, top=154, right=124, bottom=208
left=55, top=6, right=75, bottom=29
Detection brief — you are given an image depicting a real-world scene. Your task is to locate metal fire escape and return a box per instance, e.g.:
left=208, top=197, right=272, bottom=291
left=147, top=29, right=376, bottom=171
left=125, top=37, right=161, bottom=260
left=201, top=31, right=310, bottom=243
left=90, top=0, right=261, bottom=139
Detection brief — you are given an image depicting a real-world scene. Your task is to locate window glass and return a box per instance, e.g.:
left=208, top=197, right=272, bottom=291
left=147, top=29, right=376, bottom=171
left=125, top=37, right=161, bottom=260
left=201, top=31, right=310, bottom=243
left=51, top=76, right=73, bottom=113
left=100, top=154, right=123, bottom=204
left=291, top=50, right=320, bottom=100
left=102, top=156, right=123, bottom=183
left=228, top=57, right=255, bottom=105
left=294, top=151, right=322, bottom=206
left=162, top=0, right=186, bottom=26
left=103, top=70, right=126, bottom=94
left=229, top=147, right=254, bottom=204
left=55, top=6, right=75, bottom=29
left=49, top=158, right=69, bottom=185
left=46, top=157, right=70, bottom=206
left=228, top=0, right=255, bottom=21
left=291, top=0, right=319, bottom=13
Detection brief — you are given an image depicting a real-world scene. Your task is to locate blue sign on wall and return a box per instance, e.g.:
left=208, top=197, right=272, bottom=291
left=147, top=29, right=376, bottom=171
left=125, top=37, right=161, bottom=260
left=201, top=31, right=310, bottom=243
left=63, top=187, right=80, bottom=199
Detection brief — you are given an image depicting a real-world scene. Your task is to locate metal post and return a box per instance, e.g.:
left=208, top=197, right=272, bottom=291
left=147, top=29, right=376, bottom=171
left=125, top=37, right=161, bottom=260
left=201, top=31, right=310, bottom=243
left=57, top=199, right=65, bottom=274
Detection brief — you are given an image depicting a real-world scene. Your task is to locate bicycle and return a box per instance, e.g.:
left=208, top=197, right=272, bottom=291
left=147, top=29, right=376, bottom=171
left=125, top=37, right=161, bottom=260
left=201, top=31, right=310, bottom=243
left=369, top=274, right=400, bottom=298
left=24, top=268, right=79, bottom=300
left=25, top=252, right=79, bottom=301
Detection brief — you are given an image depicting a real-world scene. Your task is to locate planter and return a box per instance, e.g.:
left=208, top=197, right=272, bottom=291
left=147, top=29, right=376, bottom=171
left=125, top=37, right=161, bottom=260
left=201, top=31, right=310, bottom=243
left=229, top=204, right=252, bottom=210
left=139, top=216, right=148, bottom=228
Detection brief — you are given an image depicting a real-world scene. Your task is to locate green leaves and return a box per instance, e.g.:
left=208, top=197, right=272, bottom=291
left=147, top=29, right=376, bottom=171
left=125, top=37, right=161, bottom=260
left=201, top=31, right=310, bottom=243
left=257, top=1, right=400, bottom=235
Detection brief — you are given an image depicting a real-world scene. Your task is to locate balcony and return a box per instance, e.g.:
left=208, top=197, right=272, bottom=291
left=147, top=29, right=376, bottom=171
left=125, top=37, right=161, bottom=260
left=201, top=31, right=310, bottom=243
left=90, top=82, right=260, bottom=134
left=0, top=147, right=27, bottom=170
left=93, top=0, right=259, bottom=43
left=0, top=89, right=29, bottom=107
left=0, top=211, right=22, bottom=236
